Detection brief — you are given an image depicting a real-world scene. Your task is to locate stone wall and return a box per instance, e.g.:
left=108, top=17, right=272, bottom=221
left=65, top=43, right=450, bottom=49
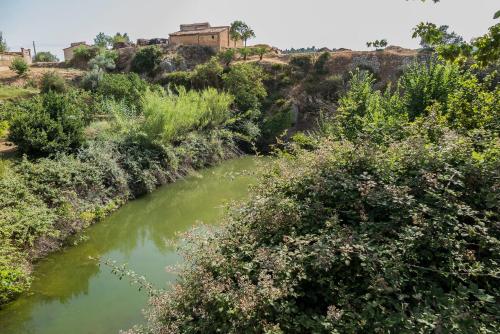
left=0, top=48, right=32, bottom=67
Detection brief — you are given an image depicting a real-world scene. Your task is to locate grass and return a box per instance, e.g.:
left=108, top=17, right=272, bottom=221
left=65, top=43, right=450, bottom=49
left=0, top=85, right=38, bottom=101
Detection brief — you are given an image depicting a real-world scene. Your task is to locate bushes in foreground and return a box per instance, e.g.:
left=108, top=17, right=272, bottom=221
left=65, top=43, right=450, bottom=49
left=141, top=125, right=499, bottom=334
left=133, top=60, right=499, bottom=333
left=8, top=91, right=86, bottom=156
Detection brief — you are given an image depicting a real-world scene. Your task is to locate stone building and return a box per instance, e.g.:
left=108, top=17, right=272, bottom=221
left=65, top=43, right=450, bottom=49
left=169, top=23, right=242, bottom=50
left=0, top=48, right=32, bottom=67
left=63, top=42, right=90, bottom=62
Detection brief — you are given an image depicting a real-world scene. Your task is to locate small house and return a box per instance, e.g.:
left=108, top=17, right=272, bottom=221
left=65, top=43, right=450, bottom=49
left=169, top=23, right=242, bottom=50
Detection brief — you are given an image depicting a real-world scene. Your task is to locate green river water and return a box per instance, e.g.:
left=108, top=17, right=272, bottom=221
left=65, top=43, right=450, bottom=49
left=0, top=157, right=262, bottom=334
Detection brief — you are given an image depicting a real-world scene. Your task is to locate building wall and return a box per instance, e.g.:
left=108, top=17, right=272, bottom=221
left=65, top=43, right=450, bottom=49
left=170, top=30, right=243, bottom=50
left=0, top=49, right=32, bottom=67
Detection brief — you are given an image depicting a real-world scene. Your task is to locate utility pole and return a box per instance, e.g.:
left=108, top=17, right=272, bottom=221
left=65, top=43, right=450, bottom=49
left=32, top=40, right=37, bottom=57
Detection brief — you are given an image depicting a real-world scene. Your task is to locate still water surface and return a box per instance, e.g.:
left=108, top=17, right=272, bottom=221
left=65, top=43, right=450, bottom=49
left=0, top=157, right=262, bottom=334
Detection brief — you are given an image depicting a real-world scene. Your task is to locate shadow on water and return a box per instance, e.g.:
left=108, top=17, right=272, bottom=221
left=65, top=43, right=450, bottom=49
left=0, top=156, right=265, bottom=334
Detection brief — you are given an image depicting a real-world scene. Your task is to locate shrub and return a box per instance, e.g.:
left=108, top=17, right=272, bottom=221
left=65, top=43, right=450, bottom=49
left=94, top=73, right=150, bottom=109
left=191, top=57, right=224, bottom=89
left=142, top=128, right=500, bottom=333
left=132, top=46, right=163, bottom=75
left=71, top=46, right=99, bottom=67
left=9, top=58, right=29, bottom=76
left=40, top=71, right=67, bottom=93
left=314, top=51, right=331, bottom=74
left=0, top=120, right=8, bottom=138
left=88, top=50, right=117, bottom=71
left=400, top=61, right=460, bottom=120
left=290, top=54, right=313, bottom=72
left=222, top=63, right=267, bottom=113
left=140, top=88, right=234, bottom=144
left=8, top=92, right=86, bottom=156
left=158, top=71, right=193, bottom=90
left=33, top=51, right=59, bottom=63
left=218, top=49, right=236, bottom=67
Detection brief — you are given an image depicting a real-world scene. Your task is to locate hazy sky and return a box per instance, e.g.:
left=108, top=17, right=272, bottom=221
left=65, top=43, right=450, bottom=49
left=0, top=0, right=497, bottom=59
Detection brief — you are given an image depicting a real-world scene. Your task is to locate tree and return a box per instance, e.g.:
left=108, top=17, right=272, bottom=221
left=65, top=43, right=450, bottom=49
left=0, top=31, right=7, bottom=53
left=94, top=32, right=112, bottom=48
left=218, top=49, right=236, bottom=67
left=34, top=51, right=59, bottom=62
left=366, top=39, right=388, bottom=50
left=112, top=32, right=130, bottom=48
left=254, top=46, right=268, bottom=60
left=222, top=63, right=267, bottom=112
left=238, top=47, right=251, bottom=61
left=230, top=21, right=256, bottom=47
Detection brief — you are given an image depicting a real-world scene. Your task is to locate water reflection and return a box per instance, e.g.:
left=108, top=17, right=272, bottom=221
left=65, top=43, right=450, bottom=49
left=0, top=157, right=261, bottom=334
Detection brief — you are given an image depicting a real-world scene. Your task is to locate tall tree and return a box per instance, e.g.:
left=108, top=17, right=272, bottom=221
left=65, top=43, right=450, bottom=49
left=94, top=32, right=112, bottom=48
left=0, top=31, right=8, bottom=53
left=230, top=21, right=256, bottom=47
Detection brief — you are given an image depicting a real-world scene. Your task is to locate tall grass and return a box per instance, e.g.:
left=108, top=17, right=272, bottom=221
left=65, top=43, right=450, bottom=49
left=141, top=87, right=234, bottom=143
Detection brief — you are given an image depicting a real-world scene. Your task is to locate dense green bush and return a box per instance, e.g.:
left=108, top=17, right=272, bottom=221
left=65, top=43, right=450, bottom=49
left=222, top=63, right=267, bottom=113
left=142, top=126, right=500, bottom=333
left=289, top=54, right=313, bottom=73
left=190, top=57, right=224, bottom=90
left=33, top=51, right=59, bottom=63
left=158, top=71, right=193, bottom=90
left=40, top=71, right=67, bottom=93
left=8, top=92, right=86, bottom=156
left=71, top=46, right=99, bottom=67
left=9, top=58, right=29, bottom=76
left=94, top=73, right=150, bottom=109
left=132, top=46, right=163, bottom=75
left=140, top=87, right=234, bottom=144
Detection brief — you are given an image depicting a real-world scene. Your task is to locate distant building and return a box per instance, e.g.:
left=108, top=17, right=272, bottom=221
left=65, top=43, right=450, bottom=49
left=169, top=23, right=242, bottom=50
left=0, top=48, right=32, bottom=67
left=63, top=42, right=90, bottom=62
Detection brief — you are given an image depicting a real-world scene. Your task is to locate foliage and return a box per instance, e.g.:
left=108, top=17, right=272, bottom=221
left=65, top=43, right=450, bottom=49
left=140, top=88, right=234, bottom=144
left=230, top=21, right=256, bottom=47
left=222, top=63, right=267, bottom=113
left=94, top=73, right=151, bottom=109
left=254, top=46, right=269, bottom=60
left=88, top=50, right=118, bottom=72
left=0, top=85, right=37, bottom=101
left=8, top=92, right=86, bottom=156
left=314, top=51, right=331, bottom=74
left=33, top=51, right=59, bottom=63
left=0, top=31, right=7, bottom=53
left=0, top=120, right=8, bottom=138
left=289, top=54, right=313, bottom=73
left=40, top=71, right=67, bottom=93
left=132, top=46, right=163, bottom=75
left=366, top=39, right=388, bottom=50
left=238, top=47, right=251, bottom=61
left=141, top=124, right=500, bottom=333
left=94, top=32, right=112, bottom=48
left=111, top=32, right=130, bottom=48
left=72, top=45, right=99, bottom=64
left=190, top=57, right=224, bottom=89
left=218, top=48, right=236, bottom=67
left=411, top=17, right=499, bottom=67
left=9, top=58, right=29, bottom=76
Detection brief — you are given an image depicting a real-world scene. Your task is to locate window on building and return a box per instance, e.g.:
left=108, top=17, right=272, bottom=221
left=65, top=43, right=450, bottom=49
left=212, top=35, right=215, bottom=39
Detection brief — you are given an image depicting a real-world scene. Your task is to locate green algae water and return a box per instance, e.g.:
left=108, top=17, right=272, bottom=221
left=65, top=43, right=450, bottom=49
left=0, top=157, right=263, bottom=334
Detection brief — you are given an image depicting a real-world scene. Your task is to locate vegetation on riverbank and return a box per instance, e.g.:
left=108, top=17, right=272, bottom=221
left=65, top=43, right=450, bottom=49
left=0, top=62, right=267, bottom=305
left=133, top=55, right=499, bottom=332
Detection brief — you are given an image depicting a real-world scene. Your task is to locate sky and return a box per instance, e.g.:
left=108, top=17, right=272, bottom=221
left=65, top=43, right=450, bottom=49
left=0, top=0, right=498, bottom=59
